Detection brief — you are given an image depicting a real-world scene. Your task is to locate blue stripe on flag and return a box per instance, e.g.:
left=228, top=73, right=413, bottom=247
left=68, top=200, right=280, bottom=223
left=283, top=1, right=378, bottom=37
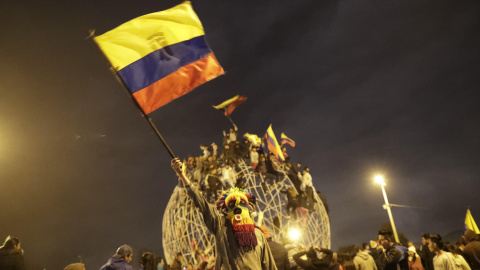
left=118, top=35, right=211, bottom=94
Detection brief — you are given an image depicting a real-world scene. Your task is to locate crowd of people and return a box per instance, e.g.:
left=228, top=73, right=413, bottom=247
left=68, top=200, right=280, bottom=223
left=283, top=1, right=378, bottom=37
left=2, top=229, right=480, bottom=270
left=2, top=125, right=479, bottom=270
left=176, top=124, right=319, bottom=218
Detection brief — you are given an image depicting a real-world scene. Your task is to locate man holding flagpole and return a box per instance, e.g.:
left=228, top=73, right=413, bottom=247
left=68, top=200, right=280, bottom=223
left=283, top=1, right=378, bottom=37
left=171, top=158, right=278, bottom=270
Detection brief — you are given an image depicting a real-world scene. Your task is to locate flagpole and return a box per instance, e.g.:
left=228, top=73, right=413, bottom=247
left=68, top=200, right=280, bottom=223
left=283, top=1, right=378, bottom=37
left=88, top=30, right=176, bottom=159
left=226, top=116, right=236, bottom=128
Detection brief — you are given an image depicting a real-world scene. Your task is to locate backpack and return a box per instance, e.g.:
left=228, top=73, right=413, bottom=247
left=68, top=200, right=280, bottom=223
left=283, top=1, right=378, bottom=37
left=394, top=245, right=409, bottom=270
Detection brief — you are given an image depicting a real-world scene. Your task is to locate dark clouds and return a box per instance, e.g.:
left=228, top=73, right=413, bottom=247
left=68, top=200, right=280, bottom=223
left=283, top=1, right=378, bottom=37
left=1, top=0, right=480, bottom=269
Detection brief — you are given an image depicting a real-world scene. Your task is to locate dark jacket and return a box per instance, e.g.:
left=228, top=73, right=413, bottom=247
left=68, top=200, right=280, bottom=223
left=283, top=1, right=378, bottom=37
left=0, top=247, right=26, bottom=270
left=267, top=238, right=290, bottom=270
left=370, top=248, right=386, bottom=270
left=293, top=249, right=332, bottom=270
left=464, top=240, right=480, bottom=270
left=418, top=244, right=434, bottom=270
left=377, top=246, right=408, bottom=270
left=99, top=257, right=133, bottom=270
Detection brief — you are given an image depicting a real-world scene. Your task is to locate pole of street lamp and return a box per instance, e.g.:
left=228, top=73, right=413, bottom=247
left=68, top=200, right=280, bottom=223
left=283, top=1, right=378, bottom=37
left=380, top=183, right=400, bottom=243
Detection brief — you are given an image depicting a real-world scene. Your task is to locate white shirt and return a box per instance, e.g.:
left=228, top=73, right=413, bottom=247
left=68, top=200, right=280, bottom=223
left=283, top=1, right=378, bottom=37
left=250, top=151, right=259, bottom=163
left=221, top=167, right=236, bottom=188
left=433, top=252, right=456, bottom=270
left=299, top=172, right=312, bottom=191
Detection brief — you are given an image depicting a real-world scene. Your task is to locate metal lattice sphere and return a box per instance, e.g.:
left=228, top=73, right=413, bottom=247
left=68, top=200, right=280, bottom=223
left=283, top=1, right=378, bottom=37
left=162, top=159, right=330, bottom=266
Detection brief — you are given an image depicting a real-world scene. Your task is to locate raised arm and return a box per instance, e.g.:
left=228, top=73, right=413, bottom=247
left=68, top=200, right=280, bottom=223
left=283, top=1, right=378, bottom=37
left=313, top=246, right=333, bottom=266
left=171, top=158, right=220, bottom=234
left=293, top=250, right=313, bottom=269
left=377, top=247, right=402, bottom=265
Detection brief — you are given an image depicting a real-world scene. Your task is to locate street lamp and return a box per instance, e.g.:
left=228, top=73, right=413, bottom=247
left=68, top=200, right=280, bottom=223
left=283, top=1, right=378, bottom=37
left=374, top=175, right=400, bottom=243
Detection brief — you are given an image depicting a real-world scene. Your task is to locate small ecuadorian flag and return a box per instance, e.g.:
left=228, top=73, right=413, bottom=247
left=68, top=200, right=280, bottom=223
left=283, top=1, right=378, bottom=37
left=280, top=133, right=296, bottom=147
left=95, top=1, right=224, bottom=114
left=213, top=95, right=247, bottom=116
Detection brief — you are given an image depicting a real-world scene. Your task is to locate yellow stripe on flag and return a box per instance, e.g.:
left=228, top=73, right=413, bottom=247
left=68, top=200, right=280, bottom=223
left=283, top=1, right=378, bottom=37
left=213, top=95, right=240, bottom=110
left=95, top=1, right=204, bottom=71
left=267, top=125, right=285, bottom=161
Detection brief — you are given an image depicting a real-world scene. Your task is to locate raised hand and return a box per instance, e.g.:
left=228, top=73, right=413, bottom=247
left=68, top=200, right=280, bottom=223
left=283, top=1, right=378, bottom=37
left=171, top=157, right=183, bottom=176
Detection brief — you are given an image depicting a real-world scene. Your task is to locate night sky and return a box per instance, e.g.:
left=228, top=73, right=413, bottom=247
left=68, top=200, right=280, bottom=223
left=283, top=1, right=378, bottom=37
left=1, top=0, right=480, bottom=269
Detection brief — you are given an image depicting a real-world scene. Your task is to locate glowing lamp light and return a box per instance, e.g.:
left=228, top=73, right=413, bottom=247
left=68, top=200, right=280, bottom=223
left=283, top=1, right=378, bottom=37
left=374, top=175, right=385, bottom=186
left=288, top=228, right=301, bottom=241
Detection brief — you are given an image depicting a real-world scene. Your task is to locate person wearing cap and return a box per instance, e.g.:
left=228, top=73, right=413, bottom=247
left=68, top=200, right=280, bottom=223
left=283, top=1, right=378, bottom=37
left=260, top=225, right=290, bottom=270
left=407, top=244, right=424, bottom=270
left=99, top=244, right=133, bottom=270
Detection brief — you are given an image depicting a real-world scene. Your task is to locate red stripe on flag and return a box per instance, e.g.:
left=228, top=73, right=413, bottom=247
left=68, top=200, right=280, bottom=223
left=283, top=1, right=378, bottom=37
left=225, top=95, right=247, bottom=116
left=133, top=53, right=224, bottom=114
left=282, top=140, right=295, bottom=147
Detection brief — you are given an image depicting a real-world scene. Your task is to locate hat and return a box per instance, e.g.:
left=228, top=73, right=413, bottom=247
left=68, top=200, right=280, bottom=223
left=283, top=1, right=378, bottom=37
left=408, top=246, right=416, bottom=253
left=113, top=244, right=133, bottom=258
left=260, top=226, right=271, bottom=239
left=64, top=263, right=85, bottom=270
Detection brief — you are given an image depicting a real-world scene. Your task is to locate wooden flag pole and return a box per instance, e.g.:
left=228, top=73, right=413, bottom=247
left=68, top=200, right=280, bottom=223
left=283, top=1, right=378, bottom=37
left=88, top=30, right=176, bottom=159
left=226, top=115, right=236, bottom=128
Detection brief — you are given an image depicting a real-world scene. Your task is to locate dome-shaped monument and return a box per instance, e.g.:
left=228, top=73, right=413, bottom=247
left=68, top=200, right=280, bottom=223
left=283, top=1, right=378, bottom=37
left=162, top=157, right=330, bottom=266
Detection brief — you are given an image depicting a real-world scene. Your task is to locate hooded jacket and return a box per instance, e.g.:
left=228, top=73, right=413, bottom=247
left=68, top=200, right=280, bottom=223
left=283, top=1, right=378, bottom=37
left=99, top=257, right=133, bottom=270
left=354, top=252, right=378, bottom=270
left=0, top=247, right=26, bottom=270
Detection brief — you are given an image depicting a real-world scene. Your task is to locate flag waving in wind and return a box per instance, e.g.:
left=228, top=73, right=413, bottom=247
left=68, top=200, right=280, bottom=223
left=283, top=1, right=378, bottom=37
left=265, top=125, right=285, bottom=162
left=94, top=1, right=224, bottom=114
left=213, top=95, right=247, bottom=116
left=465, top=209, right=480, bottom=234
left=281, top=133, right=296, bottom=147
left=244, top=133, right=262, bottom=146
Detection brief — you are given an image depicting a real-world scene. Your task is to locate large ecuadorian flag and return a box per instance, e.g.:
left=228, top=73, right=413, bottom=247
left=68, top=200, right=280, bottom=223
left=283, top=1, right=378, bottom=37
left=94, top=1, right=224, bottom=114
